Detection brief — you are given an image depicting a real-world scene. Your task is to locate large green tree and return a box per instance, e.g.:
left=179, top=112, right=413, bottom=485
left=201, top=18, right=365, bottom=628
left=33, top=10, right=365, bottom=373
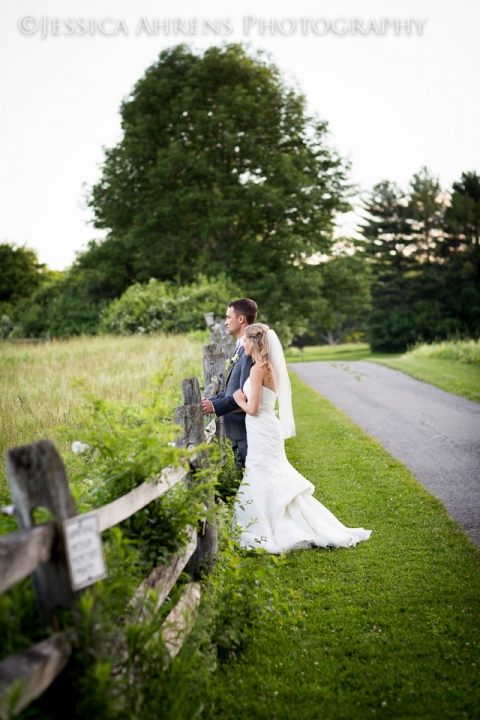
left=85, top=43, right=350, bottom=331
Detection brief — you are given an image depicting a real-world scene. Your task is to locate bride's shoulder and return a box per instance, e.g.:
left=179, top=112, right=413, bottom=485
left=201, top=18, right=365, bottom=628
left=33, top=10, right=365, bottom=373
left=250, top=363, right=264, bottom=377
left=250, top=363, right=266, bottom=383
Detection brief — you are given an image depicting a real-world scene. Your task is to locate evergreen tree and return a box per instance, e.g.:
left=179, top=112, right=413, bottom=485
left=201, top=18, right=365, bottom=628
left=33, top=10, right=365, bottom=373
left=359, top=180, right=418, bottom=351
left=437, top=171, right=480, bottom=336
left=361, top=168, right=480, bottom=352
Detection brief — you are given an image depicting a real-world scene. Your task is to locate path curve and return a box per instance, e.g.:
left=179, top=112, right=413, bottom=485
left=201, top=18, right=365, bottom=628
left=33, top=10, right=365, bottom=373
left=290, top=361, right=480, bottom=548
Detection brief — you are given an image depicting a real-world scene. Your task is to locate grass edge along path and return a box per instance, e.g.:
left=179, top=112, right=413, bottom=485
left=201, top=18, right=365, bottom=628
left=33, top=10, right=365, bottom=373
left=205, top=373, right=480, bottom=720
left=369, top=356, right=480, bottom=404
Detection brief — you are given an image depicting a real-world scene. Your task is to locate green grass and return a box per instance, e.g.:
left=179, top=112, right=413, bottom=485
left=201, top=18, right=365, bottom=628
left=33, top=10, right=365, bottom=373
left=285, top=343, right=379, bottom=363
left=371, top=340, right=480, bottom=403
left=407, top=339, right=480, bottom=364
left=0, top=334, right=203, bottom=505
left=372, top=356, right=480, bottom=403
left=285, top=341, right=480, bottom=403
left=205, top=373, right=480, bottom=719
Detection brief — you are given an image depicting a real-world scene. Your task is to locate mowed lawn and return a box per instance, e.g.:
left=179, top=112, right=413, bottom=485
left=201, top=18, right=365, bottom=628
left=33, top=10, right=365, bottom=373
left=206, top=374, right=480, bottom=719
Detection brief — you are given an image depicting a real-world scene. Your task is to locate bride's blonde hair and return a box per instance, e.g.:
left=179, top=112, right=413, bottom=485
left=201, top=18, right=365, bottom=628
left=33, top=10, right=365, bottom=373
left=244, top=323, right=273, bottom=380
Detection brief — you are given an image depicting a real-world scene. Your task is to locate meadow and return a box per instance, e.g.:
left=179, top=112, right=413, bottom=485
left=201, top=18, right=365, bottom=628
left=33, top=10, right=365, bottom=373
left=0, top=333, right=204, bottom=505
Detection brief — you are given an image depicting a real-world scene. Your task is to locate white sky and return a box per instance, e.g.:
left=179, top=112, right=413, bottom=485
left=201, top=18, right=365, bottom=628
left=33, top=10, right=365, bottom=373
left=1, top=0, right=479, bottom=270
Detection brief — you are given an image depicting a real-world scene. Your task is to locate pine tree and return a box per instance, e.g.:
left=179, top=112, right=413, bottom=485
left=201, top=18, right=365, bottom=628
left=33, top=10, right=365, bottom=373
left=359, top=180, right=418, bottom=352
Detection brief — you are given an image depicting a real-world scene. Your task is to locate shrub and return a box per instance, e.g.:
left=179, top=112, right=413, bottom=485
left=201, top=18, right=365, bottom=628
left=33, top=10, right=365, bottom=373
left=100, top=274, right=242, bottom=336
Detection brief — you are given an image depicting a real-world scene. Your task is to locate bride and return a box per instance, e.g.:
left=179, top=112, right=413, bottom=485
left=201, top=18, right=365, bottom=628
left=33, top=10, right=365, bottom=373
left=232, top=323, right=372, bottom=554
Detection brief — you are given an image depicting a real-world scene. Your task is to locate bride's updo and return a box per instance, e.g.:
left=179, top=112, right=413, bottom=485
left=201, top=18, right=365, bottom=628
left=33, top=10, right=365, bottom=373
left=244, top=323, right=273, bottom=379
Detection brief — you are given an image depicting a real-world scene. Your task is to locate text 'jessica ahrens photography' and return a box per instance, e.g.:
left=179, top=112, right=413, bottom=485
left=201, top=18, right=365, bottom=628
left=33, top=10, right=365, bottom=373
left=19, top=15, right=427, bottom=39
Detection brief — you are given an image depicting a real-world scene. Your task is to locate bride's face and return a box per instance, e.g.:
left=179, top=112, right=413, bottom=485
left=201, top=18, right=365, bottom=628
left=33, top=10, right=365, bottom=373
left=244, top=336, right=252, bottom=356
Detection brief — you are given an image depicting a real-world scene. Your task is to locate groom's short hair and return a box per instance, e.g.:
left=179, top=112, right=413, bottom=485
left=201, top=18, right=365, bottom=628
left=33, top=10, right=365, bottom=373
left=229, top=298, right=258, bottom=325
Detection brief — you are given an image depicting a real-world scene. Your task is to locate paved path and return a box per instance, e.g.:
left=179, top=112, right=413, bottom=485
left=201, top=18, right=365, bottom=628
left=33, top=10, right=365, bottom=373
left=290, top=361, right=480, bottom=547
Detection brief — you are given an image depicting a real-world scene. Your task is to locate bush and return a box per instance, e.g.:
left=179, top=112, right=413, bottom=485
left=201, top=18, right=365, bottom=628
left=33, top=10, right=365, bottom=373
left=100, top=274, right=241, bottom=335
left=9, top=271, right=109, bottom=338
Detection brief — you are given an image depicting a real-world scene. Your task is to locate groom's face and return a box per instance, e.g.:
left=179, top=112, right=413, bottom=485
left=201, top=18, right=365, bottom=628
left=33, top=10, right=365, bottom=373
left=225, top=307, right=244, bottom=336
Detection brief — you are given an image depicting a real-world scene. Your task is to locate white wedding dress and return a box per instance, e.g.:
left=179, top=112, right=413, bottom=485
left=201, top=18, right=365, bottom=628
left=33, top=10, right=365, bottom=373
left=234, top=378, right=372, bottom=554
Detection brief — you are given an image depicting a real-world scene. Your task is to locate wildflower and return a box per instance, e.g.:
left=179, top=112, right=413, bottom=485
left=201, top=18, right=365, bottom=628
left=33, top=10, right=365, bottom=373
left=72, top=441, right=89, bottom=454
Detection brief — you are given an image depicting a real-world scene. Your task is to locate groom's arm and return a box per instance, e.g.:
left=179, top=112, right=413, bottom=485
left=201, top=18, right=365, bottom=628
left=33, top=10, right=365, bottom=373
left=201, top=392, right=239, bottom=416
left=210, top=355, right=253, bottom=417
left=210, top=393, right=240, bottom=417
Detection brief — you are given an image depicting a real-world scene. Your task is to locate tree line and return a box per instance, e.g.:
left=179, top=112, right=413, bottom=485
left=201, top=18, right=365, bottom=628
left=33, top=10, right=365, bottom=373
left=1, top=44, right=478, bottom=349
left=361, top=168, right=480, bottom=351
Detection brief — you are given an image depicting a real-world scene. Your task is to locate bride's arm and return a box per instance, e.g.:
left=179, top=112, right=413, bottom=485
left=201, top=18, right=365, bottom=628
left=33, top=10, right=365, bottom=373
left=233, top=365, right=263, bottom=416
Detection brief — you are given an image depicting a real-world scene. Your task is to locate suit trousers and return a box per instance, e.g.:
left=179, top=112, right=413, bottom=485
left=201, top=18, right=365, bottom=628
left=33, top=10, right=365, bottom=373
left=231, top=439, right=248, bottom=470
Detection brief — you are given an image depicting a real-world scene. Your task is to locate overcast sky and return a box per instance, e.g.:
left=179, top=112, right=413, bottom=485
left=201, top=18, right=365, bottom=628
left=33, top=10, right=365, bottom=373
left=1, top=0, right=479, bottom=270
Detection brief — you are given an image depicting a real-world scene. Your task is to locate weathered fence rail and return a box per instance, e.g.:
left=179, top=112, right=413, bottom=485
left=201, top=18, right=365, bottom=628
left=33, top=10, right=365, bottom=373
left=0, top=342, right=227, bottom=719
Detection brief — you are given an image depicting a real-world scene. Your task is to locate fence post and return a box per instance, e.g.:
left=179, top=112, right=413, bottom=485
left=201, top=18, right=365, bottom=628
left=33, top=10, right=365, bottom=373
left=203, top=343, right=227, bottom=448
left=208, top=318, right=236, bottom=359
left=181, top=377, right=202, bottom=406
left=174, top=379, right=218, bottom=576
left=6, top=440, right=77, bottom=627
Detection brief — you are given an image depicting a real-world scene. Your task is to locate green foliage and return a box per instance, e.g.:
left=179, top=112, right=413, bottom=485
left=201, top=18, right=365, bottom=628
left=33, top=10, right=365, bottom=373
left=83, top=43, right=350, bottom=338
left=362, top=167, right=480, bottom=352
left=293, top=251, right=371, bottom=346
left=0, top=307, right=15, bottom=339
left=100, top=274, right=241, bottom=336
left=59, top=372, right=209, bottom=569
left=0, top=242, right=50, bottom=304
left=2, top=363, right=284, bottom=718
left=214, top=442, right=243, bottom=502
left=206, top=523, right=286, bottom=661
left=9, top=269, right=109, bottom=339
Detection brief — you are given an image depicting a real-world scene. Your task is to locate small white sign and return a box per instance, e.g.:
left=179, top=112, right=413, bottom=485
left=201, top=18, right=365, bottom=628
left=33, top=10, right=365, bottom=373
left=64, top=513, right=107, bottom=591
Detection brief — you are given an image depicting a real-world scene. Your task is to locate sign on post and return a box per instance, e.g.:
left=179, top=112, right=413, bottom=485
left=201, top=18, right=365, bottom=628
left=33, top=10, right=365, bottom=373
left=64, top=513, right=107, bottom=591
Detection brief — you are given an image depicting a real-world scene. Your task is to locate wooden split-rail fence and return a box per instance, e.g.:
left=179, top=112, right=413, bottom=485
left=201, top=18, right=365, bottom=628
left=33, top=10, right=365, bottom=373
left=0, top=335, right=235, bottom=719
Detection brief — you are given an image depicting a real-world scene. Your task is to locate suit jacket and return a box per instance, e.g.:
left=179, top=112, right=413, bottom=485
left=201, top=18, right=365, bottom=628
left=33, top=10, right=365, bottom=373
left=210, top=346, right=253, bottom=441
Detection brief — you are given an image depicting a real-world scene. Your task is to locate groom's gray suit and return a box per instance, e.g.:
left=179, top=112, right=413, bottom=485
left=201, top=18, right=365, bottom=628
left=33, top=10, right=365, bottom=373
left=209, top=344, right=253, bottom=467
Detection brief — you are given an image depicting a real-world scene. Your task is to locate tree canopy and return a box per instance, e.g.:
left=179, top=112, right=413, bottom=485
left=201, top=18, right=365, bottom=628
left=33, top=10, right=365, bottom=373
left=0, top=242, right=49, bottom=304
left=85, top=43, right=351, bottom=331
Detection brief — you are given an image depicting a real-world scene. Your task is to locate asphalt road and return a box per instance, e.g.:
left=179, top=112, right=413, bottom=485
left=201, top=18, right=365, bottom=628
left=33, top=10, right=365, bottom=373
left=290, top=361, right=480, bottom=548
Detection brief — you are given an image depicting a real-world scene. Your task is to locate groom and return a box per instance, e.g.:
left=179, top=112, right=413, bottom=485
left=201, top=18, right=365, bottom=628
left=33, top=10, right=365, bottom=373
left=201, top=298, right=258, bottom=469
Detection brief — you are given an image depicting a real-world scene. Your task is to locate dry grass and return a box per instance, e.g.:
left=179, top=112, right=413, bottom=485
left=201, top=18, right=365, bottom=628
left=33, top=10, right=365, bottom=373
left=406, top=338, right=480, bottom=364
left=0, top=334, right=203, bottom=500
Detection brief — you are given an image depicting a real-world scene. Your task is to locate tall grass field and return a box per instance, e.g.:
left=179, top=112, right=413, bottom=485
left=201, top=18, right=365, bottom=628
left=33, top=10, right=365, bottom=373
left=0, top=334, right=203, bottom=504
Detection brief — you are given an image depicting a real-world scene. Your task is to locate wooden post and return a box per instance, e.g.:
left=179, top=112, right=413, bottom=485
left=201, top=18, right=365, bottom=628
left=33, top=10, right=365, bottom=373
left=203, top=344, right=228, bottom=447
left=181, top=377, right=201, bottom=406
left=203, top=343, right=226, bottom=391
left=209, top=319, right=236, bottom=358
left=6, top=440, right=77, bottom=627
left=221, top=339, right=236, bottom=360
left=174, top=386, right=218, bottom=577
